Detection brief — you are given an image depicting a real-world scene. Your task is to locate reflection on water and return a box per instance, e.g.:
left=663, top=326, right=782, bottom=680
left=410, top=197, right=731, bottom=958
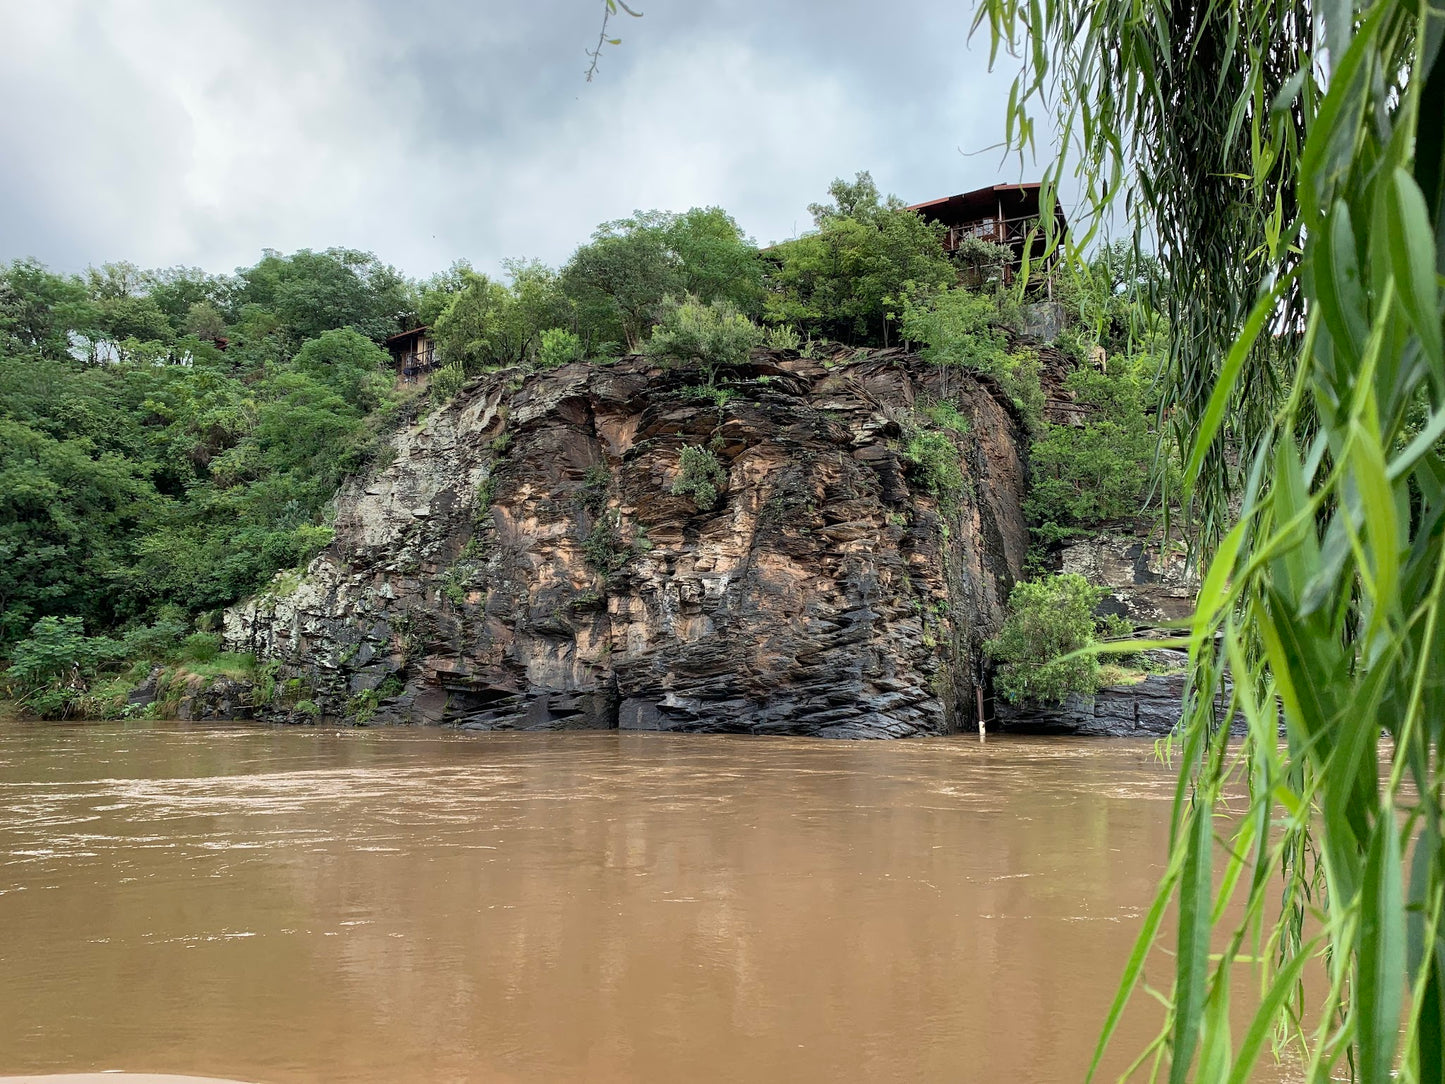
left=0, top=721, right=1271, bottom=1083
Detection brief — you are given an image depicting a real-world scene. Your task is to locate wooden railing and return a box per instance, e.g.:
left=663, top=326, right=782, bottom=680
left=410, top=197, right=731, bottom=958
left=399, top=347, right=437, bottom=381
left=941, top=214, right=1043, bottom=252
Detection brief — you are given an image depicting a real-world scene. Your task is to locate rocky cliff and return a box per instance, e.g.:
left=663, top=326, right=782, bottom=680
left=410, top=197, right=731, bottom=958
left=223, top=349, right=1030, bottom=737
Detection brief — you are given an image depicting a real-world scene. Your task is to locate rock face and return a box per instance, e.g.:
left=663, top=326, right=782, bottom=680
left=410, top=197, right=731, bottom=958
left=224, top=349, right=1030, bottom=737
left=1059, top=530, right=1197, bottom=627
left=992, top=650, right=1191, bottom=737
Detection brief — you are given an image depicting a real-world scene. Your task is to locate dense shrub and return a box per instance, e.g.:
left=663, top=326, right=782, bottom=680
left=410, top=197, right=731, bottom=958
left=180, top=632, right=221, bottom=664
left=561, top=207, right=763, bottom=351
left=1023, top=353, right=1166, bottom=544
left=902, top=427, right=965, bottom=500
left=901, top=286, right=1012, bottom=376
left=644, top=296, right=762, bottom=384
left=764, top=172, right=955, bottom=344
left=582, top=510, right=627, bottom=573
left=429, top=362, right=466, bottom=402
left=900, top=288, right=1044, bottom=427
left=289, top=328, right=393, bottom=411
left=764, top=324, right=801, bottom=351
left=538, top=327, right=585, bottom=368
left=670, top=445, right=728, bottom=510
left=5, top=616, right=119, bottom=690
left=987, top=574, right=1123, bottom=704
left=431, top=262, right=570, bottom=372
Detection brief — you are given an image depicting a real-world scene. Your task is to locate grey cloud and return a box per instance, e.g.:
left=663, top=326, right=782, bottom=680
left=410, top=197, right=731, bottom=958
left=0, top=1, right=1036, bottom=279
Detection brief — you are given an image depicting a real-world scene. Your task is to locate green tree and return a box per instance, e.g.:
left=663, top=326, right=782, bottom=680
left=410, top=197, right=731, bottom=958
left=0, top=259, right=89, bottom=358
left=289, top=328, right=394, bottom=412
left=432, top=262, right=570, bottom=372
left=765, top=171, right=955, bottom=344
left=562, top=211, right=684, bottom=350
left=666, top=206, right=765, bottom=316
left=561, top=207, right=763, bottom=351
left=141, top=266, right=237, bottom=334
left=0, top=417, right=153, bottom=641
left=238, top=248, right=411, bottom=346
left=987, top=574, right=1110, bottom=703
left=415, top=260, right=475, bottom=326
left=538, top=327, right=585, bottom=369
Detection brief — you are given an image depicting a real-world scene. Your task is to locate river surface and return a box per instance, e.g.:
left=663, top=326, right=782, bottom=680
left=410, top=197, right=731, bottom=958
left=0, top=721, right=1280, bottom=1083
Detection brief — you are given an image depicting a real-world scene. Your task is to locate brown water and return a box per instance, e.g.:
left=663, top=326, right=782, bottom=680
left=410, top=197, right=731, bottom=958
left=0, top=721, right=1265, bottom=1083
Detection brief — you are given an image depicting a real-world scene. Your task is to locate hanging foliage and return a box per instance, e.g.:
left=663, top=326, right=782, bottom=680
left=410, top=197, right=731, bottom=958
left=978, top=0, right=1445, bottom=1080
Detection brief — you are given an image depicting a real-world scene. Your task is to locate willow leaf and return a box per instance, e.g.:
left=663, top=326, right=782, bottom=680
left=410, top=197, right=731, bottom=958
left=1357, top=816, right=1406, bottom=1084
left=1170, top=799, right=1214, bottom=1084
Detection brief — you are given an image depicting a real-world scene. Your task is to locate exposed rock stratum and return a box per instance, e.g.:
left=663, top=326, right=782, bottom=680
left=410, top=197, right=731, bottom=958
left=223, top=349, right=1030, bottom=737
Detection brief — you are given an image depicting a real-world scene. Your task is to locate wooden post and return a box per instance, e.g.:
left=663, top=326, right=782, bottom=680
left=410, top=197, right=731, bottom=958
left=976, top=686, right=987, bottom=739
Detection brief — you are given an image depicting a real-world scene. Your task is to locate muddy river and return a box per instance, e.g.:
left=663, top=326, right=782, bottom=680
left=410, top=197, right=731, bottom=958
left=0, top=721, right=1281, bottom=1082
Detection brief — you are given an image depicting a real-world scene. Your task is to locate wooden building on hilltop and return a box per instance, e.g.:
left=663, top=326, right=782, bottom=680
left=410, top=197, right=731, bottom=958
left=386, top=326, right=438, bottom=384
left=907, top=182, right=1067, bottom=284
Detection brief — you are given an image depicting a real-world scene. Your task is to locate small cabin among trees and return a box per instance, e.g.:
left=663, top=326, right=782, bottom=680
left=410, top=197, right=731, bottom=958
left=385, top=326, right=437, bottom=384
left=907, top=182, right=1068, bottom=284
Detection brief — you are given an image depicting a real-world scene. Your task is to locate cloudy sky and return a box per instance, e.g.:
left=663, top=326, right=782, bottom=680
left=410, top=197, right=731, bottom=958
left=0, top=1, right=1041, bottom=280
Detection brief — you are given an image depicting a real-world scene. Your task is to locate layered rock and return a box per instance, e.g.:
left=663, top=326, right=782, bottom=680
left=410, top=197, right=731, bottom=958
left=224, top=349, right=1029, bottom=737
left=992, top=650, right=1191, bottom=737
left=1059, top=530, right=1197, bottom=627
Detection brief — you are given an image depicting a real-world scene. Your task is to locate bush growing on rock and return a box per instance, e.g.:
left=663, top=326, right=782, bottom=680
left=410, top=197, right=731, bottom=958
left=902, top=427, right=965, bottom=501
left=582, top=510, right=628, bottom=573
left=670, top=444, right=728, bottom=511
left=918, top=398, right=971, bottom=434
left=764, top=324, right=801, bottom=351
left=430, top=362, right=466, bottom=402
left=1, top=614, right=253, bottom=719
left=987, top=573, right=1124, bottom=704
left=538, top=327, right=585, bottom=369
left=901, top=286, right=1011, bottom=375
left=900, top=288, right=1044, bottom=427
left=644, top=295, right=762, bottom=385
left=181, top=632, right=221, bottom=663
left=1023, top=352, right=1167, bottom=544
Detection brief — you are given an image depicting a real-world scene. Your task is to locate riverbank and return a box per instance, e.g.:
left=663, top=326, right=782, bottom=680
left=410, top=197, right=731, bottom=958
left=0, top=647, right=1191, bottom=736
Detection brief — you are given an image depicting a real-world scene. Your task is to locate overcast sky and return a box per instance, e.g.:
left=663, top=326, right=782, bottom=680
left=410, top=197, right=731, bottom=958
left=0, top=1, right=1042, bottom=280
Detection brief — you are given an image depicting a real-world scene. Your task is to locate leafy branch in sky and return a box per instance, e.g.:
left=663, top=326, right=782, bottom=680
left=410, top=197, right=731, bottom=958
left=585, top=0, right=643, bottom=82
